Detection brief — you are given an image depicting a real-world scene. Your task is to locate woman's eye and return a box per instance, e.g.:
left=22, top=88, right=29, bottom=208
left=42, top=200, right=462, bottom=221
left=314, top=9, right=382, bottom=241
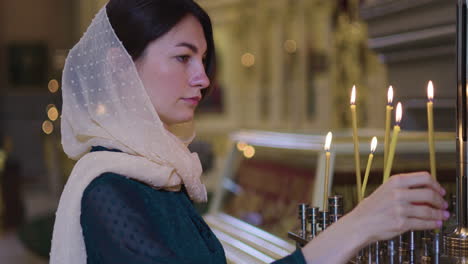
left=176, top=55, right=190, bottom=63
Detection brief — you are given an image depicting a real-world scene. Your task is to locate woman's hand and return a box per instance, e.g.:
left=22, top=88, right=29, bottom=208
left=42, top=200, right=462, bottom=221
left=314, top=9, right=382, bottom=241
left=350, top=171, right=448, bottom=243
left=301, top=171, right=448, bottom=264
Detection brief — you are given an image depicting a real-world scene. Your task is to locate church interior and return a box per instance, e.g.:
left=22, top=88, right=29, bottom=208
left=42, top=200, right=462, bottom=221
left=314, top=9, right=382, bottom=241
left=0, top=0, right=459, bottom=263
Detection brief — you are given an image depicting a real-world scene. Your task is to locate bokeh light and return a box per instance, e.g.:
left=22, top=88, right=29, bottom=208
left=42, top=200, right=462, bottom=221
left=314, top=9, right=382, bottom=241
left=42, top=120, right=54, bottom=135
left=48, top=79, right=60, bottom=93
left=96, top=104, right=107, bottom=116
left=243, top=145, right=255, bottom=159
left=47, top=106, right=59, bottom=121
left=236, top=141, right=248, bottom=151
left=284, top=40, right=297, bottom=54
left=241, top=53, right=255, bottom=67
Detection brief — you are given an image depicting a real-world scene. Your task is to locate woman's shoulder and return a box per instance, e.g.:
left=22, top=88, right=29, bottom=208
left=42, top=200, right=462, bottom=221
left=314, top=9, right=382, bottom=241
left=82, top=173, right=143, bottom=212
left=85, top=172, right=143, bottom=190
left=84, top=173, right=147, bottom=198
left=81, top=172, right=190, bottom=211
left=81, top=172, right=182, bottom=212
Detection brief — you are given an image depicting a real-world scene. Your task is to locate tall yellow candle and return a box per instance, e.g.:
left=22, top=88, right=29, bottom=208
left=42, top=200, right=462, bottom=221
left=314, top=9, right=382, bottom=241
left=323, top=132, right=333, bottom=211
left=383, top=102, right=403, bottom=183
left=350, top=85, right=362, bottom=202
left=427, top=81, right=440, bottom=234
left=384, top=86, right=394, bottom=171
left=362, top=137, right=378, bottom=198
left=427, top=81, right=437, bottom=180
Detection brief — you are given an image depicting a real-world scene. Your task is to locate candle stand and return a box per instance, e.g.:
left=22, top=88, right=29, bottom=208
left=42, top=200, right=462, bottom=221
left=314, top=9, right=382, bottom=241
left=287, top=2, right=468, bottom=263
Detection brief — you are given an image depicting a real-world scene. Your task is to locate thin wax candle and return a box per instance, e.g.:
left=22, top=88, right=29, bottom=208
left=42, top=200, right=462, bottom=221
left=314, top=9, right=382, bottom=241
left=384, top=86, right=394, bottom=172
left=323, top=132, right=333, bottom=211
left=427, top=81, right=440, bottom=234
left=350, top=86, right=362, bottom=202
left=362, top=137, right=378, bottom=197
left=427, top=81, right=437, bottom=180
left=383, top=102, right=403, bottom=183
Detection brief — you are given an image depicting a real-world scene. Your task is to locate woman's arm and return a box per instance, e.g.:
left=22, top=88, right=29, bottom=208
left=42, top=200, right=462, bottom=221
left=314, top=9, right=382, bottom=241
left=301, top=171, right=448, bottom=264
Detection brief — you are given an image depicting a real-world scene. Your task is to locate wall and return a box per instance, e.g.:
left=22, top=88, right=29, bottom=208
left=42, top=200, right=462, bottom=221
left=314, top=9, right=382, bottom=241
left=361, top=0, right=456, bottom=131
left=0, top=0, right=74, bottom=185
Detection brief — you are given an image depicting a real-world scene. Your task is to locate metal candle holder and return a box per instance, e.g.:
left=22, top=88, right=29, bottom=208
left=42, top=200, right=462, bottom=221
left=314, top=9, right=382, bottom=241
left=444, top=0, right=468, bottom=258
left=308, top=207, right=320, bottom=239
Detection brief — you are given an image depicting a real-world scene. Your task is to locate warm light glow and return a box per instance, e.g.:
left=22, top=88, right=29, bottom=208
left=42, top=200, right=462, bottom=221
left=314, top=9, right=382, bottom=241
left=243, top=145, right=255, bottom=159
left=0, top=150, right=5, bottom=172
left=96, top=104, right=107, bottom=116
left=42, top=120, right=54, bottom=135
left=284, top=40, right=297, bottom=53
left=236, top=141, right=248, bottom=151
left=47, top=107, right=59, bottom=121
left=387, top=86, right=394, bottom=105
left=324, top=132, right=333, bottom=151
left=241, top=53, right=255, bottom=67
left=350, top=85, right=356, bottom=105
left=48, top=79, right=60, bottom=93
left=370, top=137, right=378, bottom=153
left=46, top=104, right=55, bottom=112
left=427, top=80, right=434, bottom=101
left=396, top=102, right=403, bottom=124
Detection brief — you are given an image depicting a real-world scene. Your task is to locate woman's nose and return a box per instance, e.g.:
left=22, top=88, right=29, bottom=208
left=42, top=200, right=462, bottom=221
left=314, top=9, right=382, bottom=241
left=189, top=70, right=210, bottom=90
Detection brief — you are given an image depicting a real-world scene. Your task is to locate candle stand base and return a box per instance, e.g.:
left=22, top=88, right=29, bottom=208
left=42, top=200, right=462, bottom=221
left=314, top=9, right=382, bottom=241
left=444, top=228, right=468, bottom=257
left=288, top=199, right=468, bottom=263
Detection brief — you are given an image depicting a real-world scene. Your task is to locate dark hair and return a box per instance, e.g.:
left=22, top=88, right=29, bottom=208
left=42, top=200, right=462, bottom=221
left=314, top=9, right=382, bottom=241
left=106, top=0, right=216, bottom=98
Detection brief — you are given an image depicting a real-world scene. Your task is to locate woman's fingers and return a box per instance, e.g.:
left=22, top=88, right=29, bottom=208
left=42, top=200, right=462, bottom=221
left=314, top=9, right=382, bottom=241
left=402, top=204, right=449, bottom=221
left=389, top=172, right=445, bottom=195
left=397, top=189, right=448, bottom=210
left=404, top=218, right=442, bottom=231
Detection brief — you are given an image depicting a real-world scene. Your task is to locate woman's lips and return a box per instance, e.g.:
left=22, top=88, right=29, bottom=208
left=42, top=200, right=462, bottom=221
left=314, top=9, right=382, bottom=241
left=182, top=97, right=201, bottom=106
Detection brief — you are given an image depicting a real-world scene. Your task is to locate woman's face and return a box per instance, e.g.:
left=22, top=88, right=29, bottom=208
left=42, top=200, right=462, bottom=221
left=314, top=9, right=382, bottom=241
left=135, top=15, right=210, bottom=127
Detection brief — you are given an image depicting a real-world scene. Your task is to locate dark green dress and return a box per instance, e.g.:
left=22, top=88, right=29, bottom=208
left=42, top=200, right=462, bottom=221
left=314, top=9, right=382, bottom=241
left=80, top=147, right=306, bottom=264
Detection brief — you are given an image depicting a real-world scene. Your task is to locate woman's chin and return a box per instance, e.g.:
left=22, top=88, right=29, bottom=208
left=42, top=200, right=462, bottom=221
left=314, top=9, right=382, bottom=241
left=164, top=113, right=194, bottom=126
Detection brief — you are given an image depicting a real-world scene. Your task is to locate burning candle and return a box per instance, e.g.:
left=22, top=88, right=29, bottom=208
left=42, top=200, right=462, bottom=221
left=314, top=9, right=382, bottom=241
left=361, top=137, right=378, bottom=198
left=323, top=132, right=333, bottom=211
left=384, top=86, right=394, bottom=172
left=350, top=85, right=362, bottom=202
left=427, top=81, right=437, bottom=180
left=383, top=102, right=403, bottom=183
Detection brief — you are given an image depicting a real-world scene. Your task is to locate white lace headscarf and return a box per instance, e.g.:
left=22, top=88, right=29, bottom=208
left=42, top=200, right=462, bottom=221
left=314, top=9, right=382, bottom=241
left=50, top=5, right=207, bottom=263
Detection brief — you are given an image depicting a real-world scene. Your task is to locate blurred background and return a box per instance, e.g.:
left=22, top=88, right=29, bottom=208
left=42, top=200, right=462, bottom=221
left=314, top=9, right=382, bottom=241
left=0, top=0, right=457, bottom=263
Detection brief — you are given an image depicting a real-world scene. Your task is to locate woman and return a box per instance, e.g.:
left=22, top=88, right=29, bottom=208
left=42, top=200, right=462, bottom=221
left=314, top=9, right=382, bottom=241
left=50, top=0, right=448, bottom=263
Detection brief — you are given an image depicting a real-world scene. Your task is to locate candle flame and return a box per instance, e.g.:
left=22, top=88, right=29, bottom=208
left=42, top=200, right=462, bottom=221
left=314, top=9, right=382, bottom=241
left=387, top=86, right=394, bottom=105
left=396, top=102, right=403, bottom=124
left=427, top=80, right=434, bottom=101
left=370, top=137, right=378, bottom=153
left=350, top=85, right=356, bottom=105
left=324, top=132, right=333, bottom=151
